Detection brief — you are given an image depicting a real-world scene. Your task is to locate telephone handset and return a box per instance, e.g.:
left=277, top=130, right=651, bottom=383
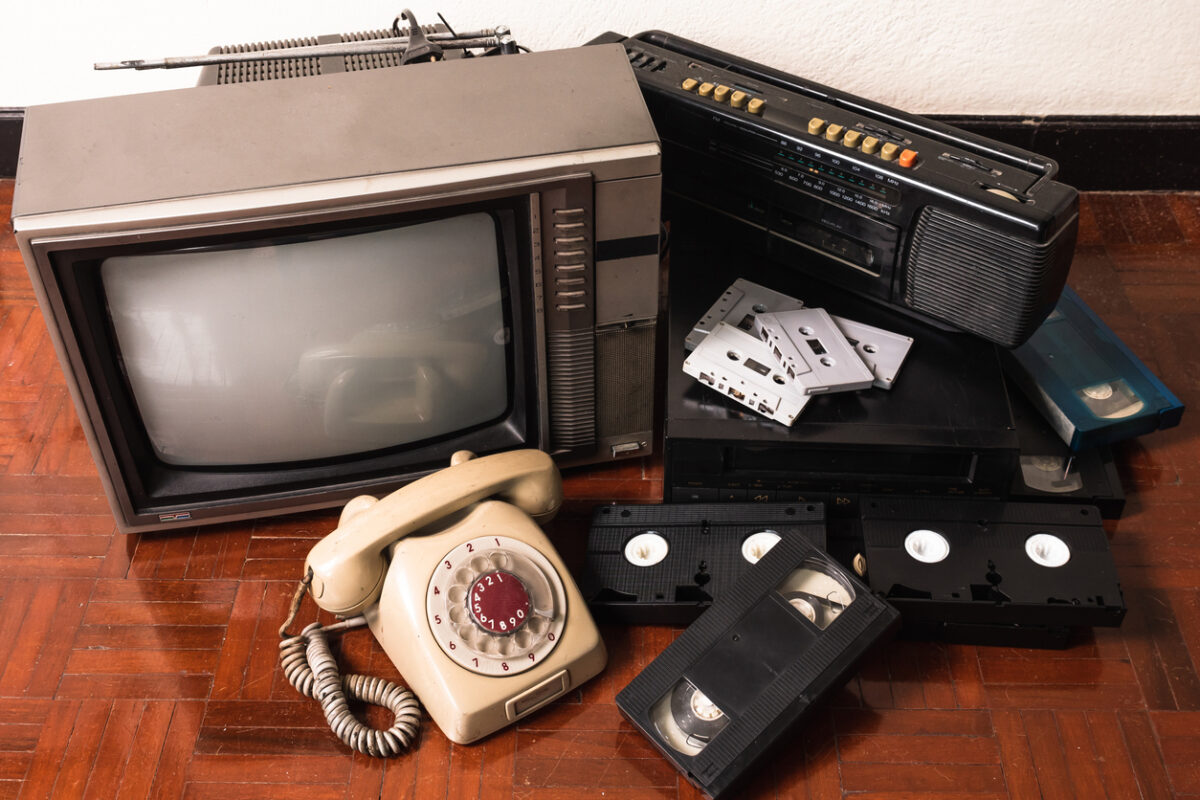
left=287, top=449, right=607, bottom=749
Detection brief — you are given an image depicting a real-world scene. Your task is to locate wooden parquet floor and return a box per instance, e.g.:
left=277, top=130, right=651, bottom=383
left=1, top=180, right=1199, bottom=798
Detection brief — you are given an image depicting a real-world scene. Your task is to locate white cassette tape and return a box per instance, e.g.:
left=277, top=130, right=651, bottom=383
left=753, top=309, right=875, bottom=394
left=685, top=278, right=804, bottom=352
left=829, top=316, right=914, bottom=390
left=682, top=322, right=810, bottom=426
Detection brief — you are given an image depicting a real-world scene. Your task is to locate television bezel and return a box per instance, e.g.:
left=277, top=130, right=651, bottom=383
left=25, top=177, right=599, bottom=531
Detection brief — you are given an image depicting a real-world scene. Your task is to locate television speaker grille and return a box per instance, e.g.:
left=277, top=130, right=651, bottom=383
left=597, top=320, right=655, bottom=439
left=547, top=328, right=596, bottom=450
left=905, top=207, right=1074, bottom=348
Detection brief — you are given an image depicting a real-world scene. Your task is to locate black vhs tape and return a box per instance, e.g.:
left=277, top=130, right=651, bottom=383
left=590, top=30, right=1079, bottom=347
left=582, top=502, right=827, bottom=624
left=859, top=496, right=1125, bottom=647
left=617, top=534, right=899, bottom=798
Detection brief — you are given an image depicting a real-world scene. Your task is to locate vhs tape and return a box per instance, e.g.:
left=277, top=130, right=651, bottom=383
left=616, top=534, right=899, bottom=798
left=1008, top=382, right=1125, bottom=518
left=582, top=502, right=827, bottom=624
left=1002, top=286, right=1184, bottom=451
left=859, top=496, right=1125, bottom=647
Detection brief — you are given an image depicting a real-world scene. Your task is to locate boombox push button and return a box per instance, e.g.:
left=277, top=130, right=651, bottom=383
left=698, top=82, right=715, bottom=97
left=807, top=117, right=825, bottom=135
left=880, top=142, right=900, bottom=161
left=730, top=90, right=748, bottom=108
left=681, top=78, right=699, bottom=92
left=843, top=130, right=863, bottom=148
left=824, top=124, right=844, bottom=142
left=748, top=98, right=765, bottom=114
left=861, top=136, right=880, bottom=154
left=899, top=149, right=918, bottom=168
left=713, top=85, right=732, bottom=103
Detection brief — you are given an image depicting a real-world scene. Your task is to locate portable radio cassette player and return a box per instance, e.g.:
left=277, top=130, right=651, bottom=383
left=590, top=31, right=1080, bottom=347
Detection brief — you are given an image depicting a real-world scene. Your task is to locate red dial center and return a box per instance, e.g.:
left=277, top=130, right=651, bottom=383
left=468, top=570, right=531, bottom=634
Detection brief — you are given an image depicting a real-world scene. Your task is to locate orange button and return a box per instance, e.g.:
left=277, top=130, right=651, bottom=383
left=898, top=149, right=918, bottom=168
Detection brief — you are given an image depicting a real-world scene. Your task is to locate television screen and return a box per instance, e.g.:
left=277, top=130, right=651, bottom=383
left=102, top=212, right=511, bottom=466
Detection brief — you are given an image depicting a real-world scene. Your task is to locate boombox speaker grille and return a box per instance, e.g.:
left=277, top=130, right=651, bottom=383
left=597, top=320, right=656, bottom=439
left=905, top=207, right=1074, bottom=348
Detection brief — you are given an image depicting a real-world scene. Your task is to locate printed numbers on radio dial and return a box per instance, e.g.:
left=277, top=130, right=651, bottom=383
left=426, top=535, right=568, bottom=676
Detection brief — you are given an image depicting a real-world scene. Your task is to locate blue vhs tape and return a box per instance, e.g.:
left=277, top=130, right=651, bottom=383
left=1002, top=287, right=1184, bottom=451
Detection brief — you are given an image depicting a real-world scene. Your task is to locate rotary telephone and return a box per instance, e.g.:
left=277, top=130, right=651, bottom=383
left=281, top=449, right=607, bottom=754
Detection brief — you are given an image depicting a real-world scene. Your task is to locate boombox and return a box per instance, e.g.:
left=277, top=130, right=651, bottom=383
left=590, top=31, right=1080, bottom=347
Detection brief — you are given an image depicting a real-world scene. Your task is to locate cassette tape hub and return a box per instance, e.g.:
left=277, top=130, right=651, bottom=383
left=616, top=534, right=899, bottom=798
left=582, top=502, right=827, bottom=624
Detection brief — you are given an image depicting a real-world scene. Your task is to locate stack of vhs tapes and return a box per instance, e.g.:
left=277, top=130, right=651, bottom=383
left=682, top=279, right=913, bottom=426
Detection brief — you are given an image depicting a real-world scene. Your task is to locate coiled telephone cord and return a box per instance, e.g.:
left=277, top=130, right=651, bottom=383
left=279, top=620, right=421, bottom=757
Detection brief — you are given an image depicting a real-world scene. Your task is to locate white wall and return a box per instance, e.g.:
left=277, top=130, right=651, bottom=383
left=3, top=0, right=1198, bottom=114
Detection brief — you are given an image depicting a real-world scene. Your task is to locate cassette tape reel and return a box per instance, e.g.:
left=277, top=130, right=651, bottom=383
left=617, top=535, right=898, bottom=798
left=859, top=496, right=1126, bottom=646
left=583, top=503, right=827, bottom=625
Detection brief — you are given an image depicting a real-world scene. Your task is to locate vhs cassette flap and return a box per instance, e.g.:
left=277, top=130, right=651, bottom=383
left=583, top=503, right=827, bottom=625
left=616, top=535, right=898, bottom=798
left=860, top=497, right=1125, bottom=629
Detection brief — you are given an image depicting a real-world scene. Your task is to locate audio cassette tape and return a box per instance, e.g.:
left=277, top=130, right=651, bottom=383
left=686, top=278, right=914, bottom=390
left=582, top=502, right=827, bottom=624
left=616, top=534, right=899, bottom=798
left=1002, top=286, right=1184, bottom=451
left=682, top=322, right=811, bottom=425
left=858, top=496, right=1126, bottom=647
left=685, top=278, right=804, bottom=352
left=753, top=308, right=878, bottom=394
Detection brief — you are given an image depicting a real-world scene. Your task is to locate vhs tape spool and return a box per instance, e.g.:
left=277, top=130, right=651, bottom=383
left=583, top=502, right=827, bottom=625
left=616, top=534, right=899, bottom=798
left=859, top=496, right=1125, bottom=647
left=1002, top=286, right=1184, bottom=451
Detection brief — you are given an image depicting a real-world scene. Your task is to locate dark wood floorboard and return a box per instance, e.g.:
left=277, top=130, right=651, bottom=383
left=1, top=182, right=1198, bottom=798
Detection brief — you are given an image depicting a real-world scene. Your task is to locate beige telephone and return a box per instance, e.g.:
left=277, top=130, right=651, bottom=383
left=282, top=449, right=606, bottom=753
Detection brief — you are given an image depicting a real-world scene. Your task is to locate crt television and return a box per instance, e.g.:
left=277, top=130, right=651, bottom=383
left=12, top=44, right=662, bottom=533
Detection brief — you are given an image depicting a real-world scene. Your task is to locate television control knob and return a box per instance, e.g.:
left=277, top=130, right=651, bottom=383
left=468, top=570, right=531, bottom=634
left=824, top=124, right=844, bottom=142
left=807, top=117, right=826, bottom=135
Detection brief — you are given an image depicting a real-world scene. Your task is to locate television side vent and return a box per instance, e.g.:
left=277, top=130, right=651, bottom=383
left=198, top=26, right=446, bottom=85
